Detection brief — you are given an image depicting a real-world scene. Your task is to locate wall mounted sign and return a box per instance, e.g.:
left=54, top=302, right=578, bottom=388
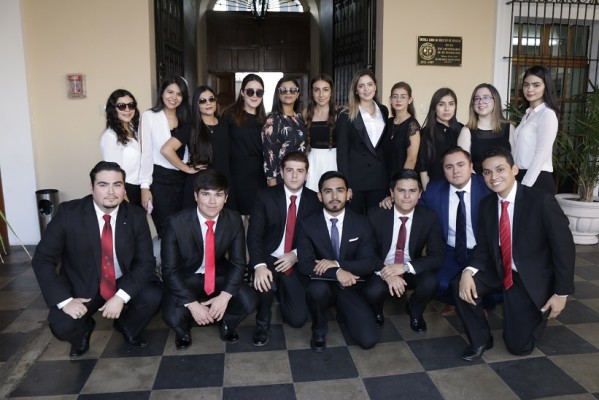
left=417, top=36, right=462, bottom=66
left=66, top=73, right=86, bottom=98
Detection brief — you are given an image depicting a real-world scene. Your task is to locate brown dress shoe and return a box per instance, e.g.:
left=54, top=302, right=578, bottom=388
left=440, top=304, right=456, bottom=317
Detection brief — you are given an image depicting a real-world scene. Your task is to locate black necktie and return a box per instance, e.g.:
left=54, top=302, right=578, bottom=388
left=455, top=190, right=468, bottom=265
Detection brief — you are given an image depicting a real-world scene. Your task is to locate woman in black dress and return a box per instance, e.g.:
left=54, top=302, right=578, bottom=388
left=457, top=83, right=514, bottom=174
left=160, top=85, right=230, bottom=208
left=222, top=74, right=267, bottom=216
left=418, top=88, right=463, bottom=189
left=383, top=82, right=421, bottom=178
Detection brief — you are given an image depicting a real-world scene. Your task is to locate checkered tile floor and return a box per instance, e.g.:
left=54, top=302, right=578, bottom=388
left=1, top=245, right=598, bottom=399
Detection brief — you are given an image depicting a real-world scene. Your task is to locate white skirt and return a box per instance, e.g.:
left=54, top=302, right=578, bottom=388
left=306, top=148, right=338, bottom=192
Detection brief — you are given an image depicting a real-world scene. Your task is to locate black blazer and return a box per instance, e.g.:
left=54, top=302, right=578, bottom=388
left=160, top=207, right=245, bottom=305
left=297, top=208, right=378, bottom=280
left=247, top=184, right=321, bottom=271
left=336, top=103, right=389, bottom=191
left=32, top=196, right=156, bottom=307
left=470, top=183, right=575, bottom=307
left=367, top=205, right=445, bottom=273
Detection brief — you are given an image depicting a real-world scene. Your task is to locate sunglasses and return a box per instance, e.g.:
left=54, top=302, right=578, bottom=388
left=277, top=87, right=300, bottom=95
left=198, top=97, right=217, bottom=104
left=116, top=102, right=137, bottom=111
left=245, top=88, right=264, bottom=98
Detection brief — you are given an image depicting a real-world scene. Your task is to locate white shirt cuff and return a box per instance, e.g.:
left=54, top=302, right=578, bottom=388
left=116, top=289, right=131, bottom=304
left=254, top=263, right=267, bottom=270
left=57, top=297, right=73, bottom=309
left=464, top=266, right=479, bottom=275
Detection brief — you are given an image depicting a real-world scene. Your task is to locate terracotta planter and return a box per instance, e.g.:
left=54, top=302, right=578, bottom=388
left=556, top=193, right=599, bottom=245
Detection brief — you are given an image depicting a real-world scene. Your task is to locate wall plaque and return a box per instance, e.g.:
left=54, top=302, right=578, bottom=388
left=417, top=36, right=462, bottom=66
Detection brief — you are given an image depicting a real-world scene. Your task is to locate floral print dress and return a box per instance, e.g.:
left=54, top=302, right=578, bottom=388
left=262, top=111, right=306, bottom=183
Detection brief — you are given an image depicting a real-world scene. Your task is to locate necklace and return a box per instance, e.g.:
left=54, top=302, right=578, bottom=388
left=203, top=121, right=215, bottom=135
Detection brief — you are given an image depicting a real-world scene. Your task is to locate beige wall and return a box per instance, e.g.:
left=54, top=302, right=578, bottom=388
left=379, top=0, right=497, bottom=124
left=22, top=0, right=155, bottom=202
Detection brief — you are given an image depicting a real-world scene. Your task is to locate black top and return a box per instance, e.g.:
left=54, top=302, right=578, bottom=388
left=383, top=116, right=420, bottom=177
left=308, top=121, right=336, bottom=149
left=418, top=121, right=462, bottom=181
left=171, top=124, right=190, bottom=160
left=470, top=123, right=511, bottom=175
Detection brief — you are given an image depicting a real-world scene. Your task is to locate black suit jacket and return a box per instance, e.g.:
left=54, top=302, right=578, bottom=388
left=161, top=207, right=245, bottom=305
left=32, top=195, right=156, bottom=307
left=336, top=103, right=389, bottom=191
left=470, top=183, right=575, bottom=307
left=367, top=205, right=445, bottom=273
left=247, top=184, right=321, bottom=271
left=297, top=208, right=378, bottom=280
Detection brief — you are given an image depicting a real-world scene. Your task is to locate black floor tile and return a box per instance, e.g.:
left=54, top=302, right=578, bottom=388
left=536, top=325, right=599, bottom=356
left=9, top=359, right=97, bottom=397
left=491, top=357, right=587, bottom=399
left=223, top=384, right=296, bottom=400
left=408, top=335, right=472, bottom=370
left=78, top=391, right=151, bottom=400
left=226, top=324, right=287, bottom=352
left=0, top=309, right=22, bottom=331
left=153, top=354, right=224, bottom=390
left=556, top=300, right=599, bottom=324
left=364, top=373, right=444, bottom=400
left=288, top=347, right=359, bottom=382
left=0, top=331, right=38, bottom=362
left=101, top=328, right=169, bottom=358
left=1, top=274, right=40, bottom=291
left=573, top=281, right=599, bottom=300
left=26, top=293, right=48, bottom=309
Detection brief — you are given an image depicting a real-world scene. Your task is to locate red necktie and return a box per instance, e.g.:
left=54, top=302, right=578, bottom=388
left=500, top=201, right=513, bottom=290
left=283, top=195, right=297, bottom=276
left=100, top=214, right=117, bottom=300
left=204, top=220, right=216, bottom=295
left=394, top=216, right=408, bottom=264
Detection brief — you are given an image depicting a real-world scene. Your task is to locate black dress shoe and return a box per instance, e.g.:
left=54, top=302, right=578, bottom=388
left=462, top=337, right=494, bottom=362
left=175, top=333, right=192, bottom=349
left=219, top=321, right=239, bottom=343
left=70, top=318, right=96, bottom=357
left=405, top=304, right=427, bottom=333
left=252, top=328, right=270, bottom=347
left=310, top=334, right=326, bottom=352
left=113, top=320, right=148, bottom=348
left=375, top=314, right=385, bottom=326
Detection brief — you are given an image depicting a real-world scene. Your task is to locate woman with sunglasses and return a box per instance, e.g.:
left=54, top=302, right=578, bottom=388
left=418, top=88, right=463, bottom=189
left=383, top=81, right=421, bottom=178
left=100, top=89, right=142, bottom=206
left=262, top=76, right=306, bottom=186
left=513, top=66, right=559, bottom=194
left=337, top=69, right=389, bottom=214
left=458, top=83, right=514, bottom=174
left=160, top=85, right=230, bottom=208
left=139, top=75, right=191, bottom=236
left=303, top=74, right=338, bottom=192
left=222, top=73, right=267, bottom=216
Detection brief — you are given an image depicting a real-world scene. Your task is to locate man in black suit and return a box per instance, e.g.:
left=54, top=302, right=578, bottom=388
left=297, top=171, right=379, bottom=351
left=454, top=147, right=575, bottom=361
left=364, top=169, right=444, bottom=332
left=32, top=161, right=162, bottom=357
left=161, top=169, right=257, bottom=349
left=248, top=152, right=321, bottom=346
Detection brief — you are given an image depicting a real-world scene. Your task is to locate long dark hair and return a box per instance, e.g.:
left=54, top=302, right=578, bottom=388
left=105, top=89, right=140, bottom=145
left=421, top=87, right=461, bottom=149
left=305, top=74, right=337, bottom=151
left=389, top=81, right=416, bottom=118
left=150, top=75, right=191, bottom=125
left=271, top=76, right=301, bottom=114
left=522, top=65, right=559, bottom=114
left=189, top=86, right=218, bottom=166
left=223, top=73, right=266, bottom=126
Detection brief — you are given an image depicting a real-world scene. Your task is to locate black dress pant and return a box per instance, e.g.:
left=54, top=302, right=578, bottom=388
left=305, top=280, right=379, bottom=349
left=150, top=165, right=186, bottom=237
left=451, top=270, right=546, bottom=355
left=255, top=259, right=309, bottom=331
left=48, top=280, right=163, bottom=345
left=363, top=270, right=438, bottom=317
left=347, top=188, right=389, bottom=215
left=162, top=274, right=258, bottom=334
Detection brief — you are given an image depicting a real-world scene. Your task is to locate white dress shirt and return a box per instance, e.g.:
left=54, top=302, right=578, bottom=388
left=100, top=128, right=141, bottom=185
left=359, top=103, right=385, bottom=147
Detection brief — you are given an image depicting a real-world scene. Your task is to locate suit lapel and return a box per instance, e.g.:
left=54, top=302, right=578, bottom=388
left=317, top=213, right=336, bottom=259
left=191, top=209, right=204, bottom=257
left=277, top=186, right=288, bottom=231
left=114, top=203, right=128, bottom=270
left=354, top=113, right=378, bottom=157
left=83, top=197, right=102, bottom=275
left=441, top=182, right=450, bottom=240
left=408, top=207, right=421, bottom=256
left=512, top=183, right=525, bottom=250
left=382, top=208, right=395, bottom=257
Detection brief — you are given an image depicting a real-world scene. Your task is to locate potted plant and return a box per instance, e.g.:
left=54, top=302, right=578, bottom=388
left=554, top=83, right=599, bottom=245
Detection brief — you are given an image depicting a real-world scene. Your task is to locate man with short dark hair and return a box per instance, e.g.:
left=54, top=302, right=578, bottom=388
left=32, top=161, right=162, bottom=357
left=297, top=171, right=379, bottom=351
left=248, top=152, right=321, bottom=346
left=454, top=147, right=575, bottom=361
left=161, top=169, right=257, bottom=349
left=364, top=169, right=444, bottom=332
